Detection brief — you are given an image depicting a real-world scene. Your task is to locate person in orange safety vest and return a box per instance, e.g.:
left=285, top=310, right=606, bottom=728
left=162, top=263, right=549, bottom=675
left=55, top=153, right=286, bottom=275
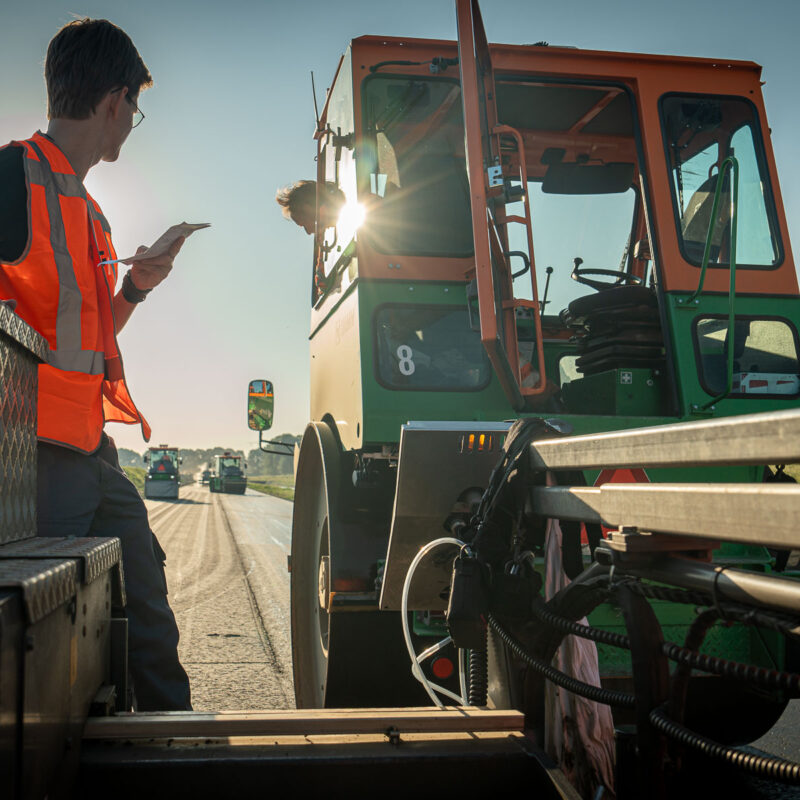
left=0, top=18, right=191, bottom=711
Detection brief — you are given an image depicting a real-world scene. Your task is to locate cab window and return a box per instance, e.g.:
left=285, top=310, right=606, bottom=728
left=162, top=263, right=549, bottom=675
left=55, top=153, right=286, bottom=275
left=497, top=80, right=643, bottom=315
left=694, top=317, right=799, bottom=396
left=361, top=78, right=473, bottom=257
left=661, top=95, right=781, bottom=269
left=374, top=305, right=490, bottom=390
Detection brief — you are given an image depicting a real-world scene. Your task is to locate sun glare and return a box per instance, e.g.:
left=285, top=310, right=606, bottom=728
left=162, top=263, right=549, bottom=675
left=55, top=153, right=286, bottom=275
left=337, top=201, right=367, bottom=231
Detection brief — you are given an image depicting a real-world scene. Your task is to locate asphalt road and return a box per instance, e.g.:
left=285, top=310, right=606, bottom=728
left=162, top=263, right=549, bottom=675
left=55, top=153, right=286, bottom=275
left=145, top=484, right=295, bottom=711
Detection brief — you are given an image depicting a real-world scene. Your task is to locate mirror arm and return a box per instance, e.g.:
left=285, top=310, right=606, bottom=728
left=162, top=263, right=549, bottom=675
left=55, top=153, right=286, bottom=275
left=258, top=430, right=294, bottom=457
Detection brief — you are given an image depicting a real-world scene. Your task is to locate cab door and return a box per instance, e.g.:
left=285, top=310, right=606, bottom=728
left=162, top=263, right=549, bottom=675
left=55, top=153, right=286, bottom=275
left=456, top=0, right=547, bottom=410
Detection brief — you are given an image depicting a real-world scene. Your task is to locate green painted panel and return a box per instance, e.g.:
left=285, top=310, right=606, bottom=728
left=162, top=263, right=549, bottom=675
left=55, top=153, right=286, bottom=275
left=562, top=368, right=667, bottom=416
left=666, top=292, right=800, bottom=418
left=358, top=280, right=512, bottom=444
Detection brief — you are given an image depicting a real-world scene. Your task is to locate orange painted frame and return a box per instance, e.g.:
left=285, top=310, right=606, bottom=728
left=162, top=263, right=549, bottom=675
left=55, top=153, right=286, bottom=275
left=456, top=0, right=548, bottom=405
left=347, top=35, right=795, bottom=297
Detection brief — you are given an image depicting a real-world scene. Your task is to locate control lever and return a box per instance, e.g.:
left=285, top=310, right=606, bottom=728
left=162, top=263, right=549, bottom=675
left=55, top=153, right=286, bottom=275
left=466, top=278, right=480, bottom=332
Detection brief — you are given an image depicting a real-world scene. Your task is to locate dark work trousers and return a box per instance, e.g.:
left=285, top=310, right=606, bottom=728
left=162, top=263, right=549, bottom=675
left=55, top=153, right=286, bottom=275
left=37, top=434, right=192, bottom=711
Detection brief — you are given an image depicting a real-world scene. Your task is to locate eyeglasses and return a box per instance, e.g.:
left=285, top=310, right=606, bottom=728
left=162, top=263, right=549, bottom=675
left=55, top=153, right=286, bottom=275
left=111, top=88, right=145, bottom=128
left=126, top=94, right=145, bottom=128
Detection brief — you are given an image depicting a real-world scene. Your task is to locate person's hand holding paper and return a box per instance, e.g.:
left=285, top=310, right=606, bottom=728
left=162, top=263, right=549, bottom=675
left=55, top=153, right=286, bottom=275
left=121, top=222, right=210, bottom=291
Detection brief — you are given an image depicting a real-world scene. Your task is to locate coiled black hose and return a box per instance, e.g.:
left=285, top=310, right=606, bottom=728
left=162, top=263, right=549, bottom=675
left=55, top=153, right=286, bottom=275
left=487, top=613, right=635, bottom=708
left=650, top=705, right=800, bottom=784
left=663, top=640, right=800, bottom=693
left=533, top=603, right=631, bottom=650
left=625, top=580, right=712, bottom=607
left=533, top=585, right=800, bottom=694
left=468, top=641, right=488, bottom=706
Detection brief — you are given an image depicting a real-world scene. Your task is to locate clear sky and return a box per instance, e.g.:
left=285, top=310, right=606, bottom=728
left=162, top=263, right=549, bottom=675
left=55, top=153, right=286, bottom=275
left=2, top=0, right=798, bottom=454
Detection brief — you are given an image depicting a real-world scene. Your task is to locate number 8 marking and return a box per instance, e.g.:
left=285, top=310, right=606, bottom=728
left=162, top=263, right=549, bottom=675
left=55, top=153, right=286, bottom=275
left=397, top=345, right=415, bottom=376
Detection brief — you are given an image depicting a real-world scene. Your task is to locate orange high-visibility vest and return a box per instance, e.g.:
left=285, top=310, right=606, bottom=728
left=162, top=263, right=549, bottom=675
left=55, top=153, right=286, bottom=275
left=0, top=132, right=150, bottom=453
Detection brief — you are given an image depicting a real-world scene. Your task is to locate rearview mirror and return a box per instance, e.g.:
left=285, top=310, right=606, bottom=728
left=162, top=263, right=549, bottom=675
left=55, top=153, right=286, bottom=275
left=248, top=379, right=274, bottom=431
left=542, top=162, right=634, bottom=195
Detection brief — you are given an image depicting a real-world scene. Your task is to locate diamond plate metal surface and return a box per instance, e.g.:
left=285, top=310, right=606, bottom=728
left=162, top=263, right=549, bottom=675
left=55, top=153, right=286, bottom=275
left=0, top=537, right=122, bottom=585
left=0, top=559, right=77, bottom=624
left=0, top=304, right=48, bottom=362
left=0, top=308, right=46, bottom=545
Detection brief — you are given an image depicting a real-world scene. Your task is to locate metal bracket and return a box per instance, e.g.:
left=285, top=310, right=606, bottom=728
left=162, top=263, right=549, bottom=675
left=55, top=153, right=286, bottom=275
left=605, top=527, right=716, bottom=555
left=486, top=164, right=504, bottom=187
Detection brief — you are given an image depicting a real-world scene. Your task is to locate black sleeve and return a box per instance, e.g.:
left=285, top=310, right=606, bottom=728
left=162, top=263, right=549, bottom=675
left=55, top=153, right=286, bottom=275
left=0, top=146, right=28, bottom=263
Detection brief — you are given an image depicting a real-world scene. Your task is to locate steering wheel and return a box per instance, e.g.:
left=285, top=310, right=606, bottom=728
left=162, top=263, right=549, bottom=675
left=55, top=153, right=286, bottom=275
left=570, top=257, right=644, bottom=292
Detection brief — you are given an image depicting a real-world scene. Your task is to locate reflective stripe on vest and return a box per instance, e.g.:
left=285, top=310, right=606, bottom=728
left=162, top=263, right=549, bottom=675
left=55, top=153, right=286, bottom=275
left=0, top=132, right=150, bottom=452
left=26, top=139, right=106, bottom=375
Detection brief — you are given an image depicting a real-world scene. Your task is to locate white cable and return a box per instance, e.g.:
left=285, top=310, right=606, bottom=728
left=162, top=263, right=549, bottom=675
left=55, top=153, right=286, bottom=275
left=417, top=636, right=453, bottom=662
left=400, top=536, right=468, bottom=707
left=458, top=645, right=469, bottom=703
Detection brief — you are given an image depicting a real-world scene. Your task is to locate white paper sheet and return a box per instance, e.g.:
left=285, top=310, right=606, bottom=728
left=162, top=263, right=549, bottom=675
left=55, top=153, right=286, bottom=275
left=103, top=222, right=211, bottom=265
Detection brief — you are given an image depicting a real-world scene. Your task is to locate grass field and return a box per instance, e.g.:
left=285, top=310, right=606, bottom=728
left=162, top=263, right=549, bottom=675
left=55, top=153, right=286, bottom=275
left=247, top=474, right=295, bottom=501
left=123, top=466, right=146, bottom=495
left=781, top=464, right=800, bottom=482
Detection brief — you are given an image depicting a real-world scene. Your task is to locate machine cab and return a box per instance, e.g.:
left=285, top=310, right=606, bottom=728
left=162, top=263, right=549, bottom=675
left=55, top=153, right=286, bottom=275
left=306, top=1, right=798, bottom=448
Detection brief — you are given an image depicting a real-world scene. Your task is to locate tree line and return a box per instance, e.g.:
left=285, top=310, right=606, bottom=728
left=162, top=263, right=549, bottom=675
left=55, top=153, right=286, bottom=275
left=117, top=433, right=300, bottom=477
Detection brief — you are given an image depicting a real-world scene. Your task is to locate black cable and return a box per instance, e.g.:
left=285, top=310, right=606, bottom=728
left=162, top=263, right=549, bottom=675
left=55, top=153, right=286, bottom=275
left=662, top=641, right=800, bottom=693
left=650, top=705, right=800, bottom=784
left=488, top=613, right=635, bottom=708
left=468, top=642, right=488, bottom=706
left=530, top=586, right=800, bottom=694
left=625, top=580, right=712, bottom=607
left=628, top=581, right=800, bottom=639
left=717, top=603, right=800, bottom=640
left=532, top=603, right=630, bottom=650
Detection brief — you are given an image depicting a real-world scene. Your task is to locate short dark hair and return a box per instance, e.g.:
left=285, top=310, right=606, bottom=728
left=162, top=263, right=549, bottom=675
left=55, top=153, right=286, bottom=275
left=275, top=180, right=316, bottom=220
left=275, top=180, right=345, bottom=221
left=45, top=18, right=152, bottom=120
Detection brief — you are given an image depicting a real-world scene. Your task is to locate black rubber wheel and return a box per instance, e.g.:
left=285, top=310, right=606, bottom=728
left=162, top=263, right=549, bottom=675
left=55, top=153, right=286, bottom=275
left=291, top=423, right=428, bottom=708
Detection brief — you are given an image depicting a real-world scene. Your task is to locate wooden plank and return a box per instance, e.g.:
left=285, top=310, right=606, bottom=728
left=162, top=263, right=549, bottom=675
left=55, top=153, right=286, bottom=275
left=528, top=408, right=800, bottom=471
left=83, top=707, right=525, bottom=740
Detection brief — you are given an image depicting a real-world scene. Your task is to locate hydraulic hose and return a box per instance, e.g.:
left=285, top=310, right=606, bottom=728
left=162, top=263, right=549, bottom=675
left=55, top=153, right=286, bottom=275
left=650, top=705, right=800, bottom=784
left=488, top=613, right=635, bottom=708
left=533, top=602, right=630, bottom=650
left=468, top=637, right=488, bottom=706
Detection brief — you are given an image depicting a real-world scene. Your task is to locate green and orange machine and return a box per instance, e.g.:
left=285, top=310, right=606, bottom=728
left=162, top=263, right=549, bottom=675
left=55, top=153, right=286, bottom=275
left=209, top=452, right=248, bottom=495
left=255, top=0, right=799, bottom=769
left=143, top=444, right=181, bottom=500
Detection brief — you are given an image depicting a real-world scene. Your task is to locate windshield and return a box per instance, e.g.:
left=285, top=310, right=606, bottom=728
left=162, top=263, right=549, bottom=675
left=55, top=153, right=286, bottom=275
left=496, top=80, right=643, bottom=316
left=362, top=77, right=473, bottom=256
left=151, top=450, right=177, bottom=470
left=506, top=184, right=637, bottom=314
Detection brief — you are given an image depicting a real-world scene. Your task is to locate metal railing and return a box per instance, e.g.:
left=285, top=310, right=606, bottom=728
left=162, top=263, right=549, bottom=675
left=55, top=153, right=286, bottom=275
left=528, top=407, right=800, bottom=612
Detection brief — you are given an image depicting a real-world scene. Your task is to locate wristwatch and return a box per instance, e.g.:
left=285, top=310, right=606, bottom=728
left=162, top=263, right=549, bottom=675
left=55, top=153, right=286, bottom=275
left=121, top=270, right=152, bottom=303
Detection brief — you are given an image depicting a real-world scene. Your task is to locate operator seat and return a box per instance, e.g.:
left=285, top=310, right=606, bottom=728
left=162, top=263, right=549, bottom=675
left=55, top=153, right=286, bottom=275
left=560, top=285, right=664, bottom=376
left=681, top=173, right=731, bottom=263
